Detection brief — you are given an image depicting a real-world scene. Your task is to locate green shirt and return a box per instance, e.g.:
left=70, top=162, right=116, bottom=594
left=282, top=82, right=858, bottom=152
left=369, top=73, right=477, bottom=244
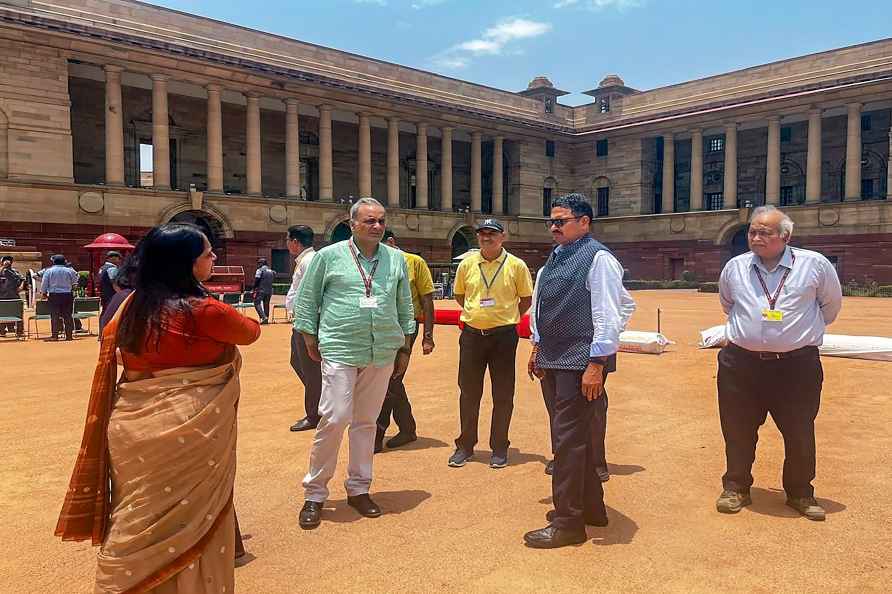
left=294, top=238, right=416, bottom=367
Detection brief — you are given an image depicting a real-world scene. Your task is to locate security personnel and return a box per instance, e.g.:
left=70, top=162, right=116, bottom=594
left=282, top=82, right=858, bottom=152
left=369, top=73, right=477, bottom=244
left=449, top=218, right=533, bottom=470
left=715, top=205, right=842, bottom=521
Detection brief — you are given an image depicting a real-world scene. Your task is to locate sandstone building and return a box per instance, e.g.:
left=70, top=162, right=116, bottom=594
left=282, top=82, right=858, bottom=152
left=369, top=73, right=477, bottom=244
left=1, top=0, right=891, bottom=282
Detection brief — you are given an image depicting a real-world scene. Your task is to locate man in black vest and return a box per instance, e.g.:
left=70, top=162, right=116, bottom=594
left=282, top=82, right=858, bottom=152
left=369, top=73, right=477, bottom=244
left=524, top=193, right=635, bottom=549
left=253, top=258, right=275, bottom=324
left=98, top=251, right=122, bottom=312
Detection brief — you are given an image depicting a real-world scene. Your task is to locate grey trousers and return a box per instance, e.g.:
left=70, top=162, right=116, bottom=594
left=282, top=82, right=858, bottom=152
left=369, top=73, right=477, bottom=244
left=302, top=359, right=394, bottom=502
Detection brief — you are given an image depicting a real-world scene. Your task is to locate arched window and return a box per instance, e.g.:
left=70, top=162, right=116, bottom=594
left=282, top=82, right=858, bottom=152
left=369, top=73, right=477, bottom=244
left=839, top=151, right=888, bottom=201
left=542, top=177, right=558, bottom=216
left=593, top=176, right=610, bottom=218
left=779, top=160, right=805, bottom=206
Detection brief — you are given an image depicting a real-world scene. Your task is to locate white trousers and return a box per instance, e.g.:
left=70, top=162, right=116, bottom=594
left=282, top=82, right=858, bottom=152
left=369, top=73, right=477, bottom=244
left=302, top=359, right=394, bottom=502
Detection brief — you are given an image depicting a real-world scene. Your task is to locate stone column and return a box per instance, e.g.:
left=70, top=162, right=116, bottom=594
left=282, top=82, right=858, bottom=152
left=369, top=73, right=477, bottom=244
left=440, top=127, right=453, bottom=212
left=887, top=128, right=892, bottom=200
left=690, top=129, right=703, bottom=211
left=104, top=65, right=125, bottom=186
left=805, top=108, right=822, bottom=203
left=245, top=93, right=262, bottom=195
left=285, top=98, right=301, bottom=198
left=206, top=84, right=223, bottom=192
left=723, top=122, right=738, bottom=206
left=766, top=116, right=781, bottom=205
left=471, top=131, right=482, bottom=212
left=358, top=112, right=372, bottom=197
left=845, top=102, right=862, bottom=200
left=492, top=136, right=504, bottom=215
left=661, top=133, right=675, bottom=213
left=150, top=74, right=171, bottom=190
left=386, top=116, right=399, bottom=207
left=318, top=104, right=333, bottom=201
left=415, top=123, right=428, bottom=209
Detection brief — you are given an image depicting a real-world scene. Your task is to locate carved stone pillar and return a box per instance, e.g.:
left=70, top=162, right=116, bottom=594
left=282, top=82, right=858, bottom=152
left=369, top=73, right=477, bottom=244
left=440, top=127, right=453, bottom=212
left=104, top=65, right=125, bottom=186
left=318, top=104, right=333, bottom=201
left=206, top=84, right=223, bottom=192
left=245, top=92, right=262, bottom=196
left=151, top=74, right=171, bottom=190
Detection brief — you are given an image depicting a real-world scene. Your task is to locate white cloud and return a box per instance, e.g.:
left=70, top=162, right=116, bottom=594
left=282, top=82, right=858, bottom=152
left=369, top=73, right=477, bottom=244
left=432, top=17, right=552, bottom=70
left=554, top=0, right=643, bottom=9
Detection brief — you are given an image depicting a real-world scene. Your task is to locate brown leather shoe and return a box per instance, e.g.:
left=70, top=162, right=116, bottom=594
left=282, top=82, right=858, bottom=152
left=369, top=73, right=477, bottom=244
left=347, top=493, right=382, bottom=518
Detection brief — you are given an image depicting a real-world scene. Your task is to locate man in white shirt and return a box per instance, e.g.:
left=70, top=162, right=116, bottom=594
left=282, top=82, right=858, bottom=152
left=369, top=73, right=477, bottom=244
left=715, top=205, right=842, bottom=521
left=286, top=224, right=322, bottom=432
left=524, top=193, right=635, bottom=549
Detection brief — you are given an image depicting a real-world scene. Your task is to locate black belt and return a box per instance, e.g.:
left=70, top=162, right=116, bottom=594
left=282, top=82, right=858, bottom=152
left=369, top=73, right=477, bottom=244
left=727, top=342, right=818, bottom=361
left=462, top=324, right=516, bottom=337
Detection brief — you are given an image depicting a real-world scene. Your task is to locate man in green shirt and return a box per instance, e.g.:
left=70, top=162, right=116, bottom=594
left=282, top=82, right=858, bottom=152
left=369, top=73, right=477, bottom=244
left=294, top=197, right=415, bottom=530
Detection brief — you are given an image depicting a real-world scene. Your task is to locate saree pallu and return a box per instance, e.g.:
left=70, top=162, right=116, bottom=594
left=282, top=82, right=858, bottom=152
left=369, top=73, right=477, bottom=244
left=94, top=353, right=242, bottom=594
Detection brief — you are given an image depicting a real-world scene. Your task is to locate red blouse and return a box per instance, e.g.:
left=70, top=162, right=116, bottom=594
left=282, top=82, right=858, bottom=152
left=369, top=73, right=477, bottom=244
left=122, top=297, right=261, bottom=372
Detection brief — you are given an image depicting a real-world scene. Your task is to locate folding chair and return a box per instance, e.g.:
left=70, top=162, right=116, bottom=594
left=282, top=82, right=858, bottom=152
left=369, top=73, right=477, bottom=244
left=0, top=300, right=25, bottom=340
left=270, top=302, right=290, bottom=323
left=28, top=300, right=52, bottom=339
left=73, top=297, right=101, bottom=335
left=221, top=292, right=241, bottom=306
left=232, top=291, right=255, bottom=315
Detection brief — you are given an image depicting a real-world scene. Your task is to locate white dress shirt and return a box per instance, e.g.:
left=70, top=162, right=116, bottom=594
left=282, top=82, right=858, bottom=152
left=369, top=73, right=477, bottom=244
left=530, top=247, right=636, bottom=357
left=285, top=247, right=316, bottom=313
left=719, top=246, right=842, bottom=353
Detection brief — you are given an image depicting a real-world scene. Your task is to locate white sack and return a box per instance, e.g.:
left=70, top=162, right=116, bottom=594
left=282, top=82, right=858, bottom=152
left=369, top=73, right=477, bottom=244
left=699, top=325, right=728, bottom=349
left=697, top=325, right=892, bottom=362
left=619, top=331, right=673, bottom=355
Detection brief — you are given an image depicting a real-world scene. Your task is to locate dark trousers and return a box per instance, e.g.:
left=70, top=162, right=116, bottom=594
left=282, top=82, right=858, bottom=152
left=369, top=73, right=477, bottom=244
left=542, top=368, right=608, bottom=531
left=290, top=329, right=322, bottom=422
left=544, top=388, right=608, bottom=469
left=717, top=345, right=823, bottom=498
left=254, top=292, right=272, bottom=322
left=47, top=292, right=74, bottom=339
left=455, top=327, right=519, bottom=452
left=378, top=331, right=418, bottom=436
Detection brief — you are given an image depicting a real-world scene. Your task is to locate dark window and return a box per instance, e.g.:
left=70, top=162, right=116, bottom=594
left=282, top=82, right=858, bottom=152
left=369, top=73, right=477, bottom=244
left=861, top=179, right=875, bottom=199
left=271, top=249, right=290, bottom=278
left=706, top=192, right=724, bottom=210
left=600, top=97, right=610, bottom=113
left=780, top=186, right=795, bottom=206
left=542, top=187, right=553, bottom=217
left=653, top=191, right=662, bottom=214
left=545, top=140, right=555, bottom=158
left=826, top=255, right=839, bottom=271
left=655, top=136, right=664, bottom=160
left=544, top=98, right=554, bottom=114
left=596, top=139, right=609, bottom=157
left=708, top=137, right=724, bottom=153
left=596, top=187, right=609, bottom=217
left=780, top=126, right=792, bottom=142
left=861, top=115, right=871, bottom=131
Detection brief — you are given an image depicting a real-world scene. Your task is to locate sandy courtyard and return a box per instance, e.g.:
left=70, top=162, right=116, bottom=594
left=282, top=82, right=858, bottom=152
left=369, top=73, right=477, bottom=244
left=1, top=290, right=890, bottom=593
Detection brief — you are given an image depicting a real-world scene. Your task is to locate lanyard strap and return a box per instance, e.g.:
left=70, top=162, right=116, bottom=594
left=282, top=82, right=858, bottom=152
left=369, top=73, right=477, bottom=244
left=348, top=243, right=379, bottom=298
left=479, top=255, right=508, bottom=295
left=754, top=251, right=795, bottom=310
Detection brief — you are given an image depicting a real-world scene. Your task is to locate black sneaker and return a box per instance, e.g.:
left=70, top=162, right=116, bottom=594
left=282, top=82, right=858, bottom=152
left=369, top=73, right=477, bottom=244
left=786, top=496, right=826, bottom=521
left=490, top=450, right=508, bottom=469
left=716, top=489, right=752, bottom=514
left=447, top=448, right=473, bottom=467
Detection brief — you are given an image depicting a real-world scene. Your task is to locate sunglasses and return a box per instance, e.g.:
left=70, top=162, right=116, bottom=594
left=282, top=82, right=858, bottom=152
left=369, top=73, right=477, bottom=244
left=546, top=216, right=584, bottom=229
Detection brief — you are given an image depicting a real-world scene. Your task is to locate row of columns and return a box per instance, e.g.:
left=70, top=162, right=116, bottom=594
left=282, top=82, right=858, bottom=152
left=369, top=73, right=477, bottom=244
left=102, top=65, right=505, bottom=213
left=659, top=102, right=887, bottom=212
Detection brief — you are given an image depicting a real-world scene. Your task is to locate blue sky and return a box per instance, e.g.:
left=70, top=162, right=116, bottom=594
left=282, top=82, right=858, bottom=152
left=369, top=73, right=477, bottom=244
left=149, top=0, right=890, bottom=106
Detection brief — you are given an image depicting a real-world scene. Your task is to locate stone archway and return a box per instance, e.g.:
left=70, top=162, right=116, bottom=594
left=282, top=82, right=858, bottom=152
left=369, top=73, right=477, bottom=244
left=330, top=221, right=352, bottom=244
left=449, top=224, right=477, bottom=259
left=839, top=150, right=888, bottom=200
left=730, top=226, right=749, bottom=258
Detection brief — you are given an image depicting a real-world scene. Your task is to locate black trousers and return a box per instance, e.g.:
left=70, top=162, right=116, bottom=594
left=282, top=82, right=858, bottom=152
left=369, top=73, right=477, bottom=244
left=378, top=331, right=418, bottom=436
left=290, top=329, right=323, bottom=422
left=455, top=327, right=519, bottom=452
left=544, top=387, right=608, bottom=469
left=47, top=292, right=74, bottom=339
left=542, top=368, right=607, bottom=531
left=717, top=345, right=823, bottom=498
left=254, top=291, right=272, bottom=321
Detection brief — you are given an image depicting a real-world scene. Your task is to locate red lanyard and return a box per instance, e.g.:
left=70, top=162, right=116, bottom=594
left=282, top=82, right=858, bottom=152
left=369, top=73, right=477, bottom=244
left=348, top=242, right=379, bottom=298
left=754, top=251, right=795, bottom=310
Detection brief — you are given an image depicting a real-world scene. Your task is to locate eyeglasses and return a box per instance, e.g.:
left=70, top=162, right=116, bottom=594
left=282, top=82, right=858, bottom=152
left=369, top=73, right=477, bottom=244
left=747, top=229, right=779, bottom=239
left=546, top=216, right=584, bottom=229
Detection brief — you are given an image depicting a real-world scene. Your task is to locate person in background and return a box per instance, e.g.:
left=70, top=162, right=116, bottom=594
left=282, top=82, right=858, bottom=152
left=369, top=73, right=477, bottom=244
left=41, top=254, right=79, bottom=341
left=98, top=250, right=122, bottom=312
left=285, top=224, right=322, bottom=432
left=55, top=222, right=260, bottom=593
left=253, top=257, right=275, bottom=324
left=0, top=255, right=25, bottom=337
left=715, top=205, right=842, bottom=521
left=375, top=230, right=436, bottom=452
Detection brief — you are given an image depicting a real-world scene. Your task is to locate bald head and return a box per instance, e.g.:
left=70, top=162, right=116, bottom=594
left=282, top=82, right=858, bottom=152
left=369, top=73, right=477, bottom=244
left=748, top=206, right=793, bottom=263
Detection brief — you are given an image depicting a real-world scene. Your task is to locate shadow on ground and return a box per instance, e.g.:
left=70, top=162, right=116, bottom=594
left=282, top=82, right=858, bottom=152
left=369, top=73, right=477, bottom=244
left=745, top=486, right=846, bottom=518
left=377, top=436, right=450, bottom=453
left=464, top=447, right=550, bottom=468
left=607, top=463, right=645, bottom=476
left=324, top=489, right=432, bottom=523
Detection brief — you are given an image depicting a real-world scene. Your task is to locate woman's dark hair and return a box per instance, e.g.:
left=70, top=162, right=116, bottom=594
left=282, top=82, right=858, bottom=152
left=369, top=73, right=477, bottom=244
left=117, top=223, right=209, bottom=353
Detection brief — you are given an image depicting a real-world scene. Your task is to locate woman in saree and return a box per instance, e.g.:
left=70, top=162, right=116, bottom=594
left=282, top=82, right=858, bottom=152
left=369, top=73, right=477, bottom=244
left=56, top=223, right=261, bottom=593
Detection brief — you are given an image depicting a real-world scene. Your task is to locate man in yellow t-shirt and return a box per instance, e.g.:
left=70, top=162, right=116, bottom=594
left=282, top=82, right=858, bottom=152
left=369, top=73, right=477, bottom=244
left=376, top=230, right=436, bottom=451
left=449, top=218, right=533, bottom=469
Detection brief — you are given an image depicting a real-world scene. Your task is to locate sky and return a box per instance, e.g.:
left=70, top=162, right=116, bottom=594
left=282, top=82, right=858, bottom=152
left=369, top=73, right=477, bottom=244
left=148, top=0, right=891, bottom=106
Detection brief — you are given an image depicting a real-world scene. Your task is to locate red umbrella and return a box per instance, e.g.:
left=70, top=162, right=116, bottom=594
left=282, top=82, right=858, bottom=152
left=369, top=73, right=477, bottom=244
left=83, top=233, right=136, bottom=296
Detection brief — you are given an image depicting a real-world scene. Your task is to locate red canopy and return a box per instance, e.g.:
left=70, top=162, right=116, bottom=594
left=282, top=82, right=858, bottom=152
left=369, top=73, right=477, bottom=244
left=84, top=233, right=135, bottom=251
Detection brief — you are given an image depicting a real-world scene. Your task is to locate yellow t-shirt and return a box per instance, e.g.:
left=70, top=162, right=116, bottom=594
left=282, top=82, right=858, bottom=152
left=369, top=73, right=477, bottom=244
left=453, top=249, right=533, bottom=329
left=404, top=252, right=434, bottom=321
